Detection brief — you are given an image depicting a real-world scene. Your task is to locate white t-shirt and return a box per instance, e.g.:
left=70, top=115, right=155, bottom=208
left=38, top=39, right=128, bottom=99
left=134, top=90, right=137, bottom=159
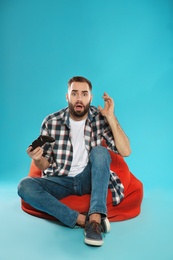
left=68, top=118, right=88, bottom=177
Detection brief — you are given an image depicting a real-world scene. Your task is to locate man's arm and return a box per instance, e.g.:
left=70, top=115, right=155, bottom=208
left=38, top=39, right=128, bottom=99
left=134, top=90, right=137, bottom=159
left=27, top=146, right=50, bottom=170
left=98, top=92, right=131, bottom=157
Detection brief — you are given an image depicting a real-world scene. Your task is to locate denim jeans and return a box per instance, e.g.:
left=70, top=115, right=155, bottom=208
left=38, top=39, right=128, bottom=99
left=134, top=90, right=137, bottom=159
left=18, top=146, right=111, bottom=228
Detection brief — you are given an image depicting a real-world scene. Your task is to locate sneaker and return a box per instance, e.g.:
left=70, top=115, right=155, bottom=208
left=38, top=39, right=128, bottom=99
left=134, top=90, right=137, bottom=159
left=84, top=221, right=104, bottom=246
left=101, top=216, right=111, bottom=233
left=84, top=214, right=111, bottom=233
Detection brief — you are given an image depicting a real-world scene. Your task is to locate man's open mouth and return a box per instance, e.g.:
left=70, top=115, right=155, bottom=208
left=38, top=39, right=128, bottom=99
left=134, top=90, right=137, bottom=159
left=75, top=104, right=84, bottom=110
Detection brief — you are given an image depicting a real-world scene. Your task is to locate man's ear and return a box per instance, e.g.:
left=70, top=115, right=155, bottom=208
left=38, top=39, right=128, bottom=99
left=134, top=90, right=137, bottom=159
left=66, top=93, right=69, bottom=102
left=90, top=94, right=93, bottom=103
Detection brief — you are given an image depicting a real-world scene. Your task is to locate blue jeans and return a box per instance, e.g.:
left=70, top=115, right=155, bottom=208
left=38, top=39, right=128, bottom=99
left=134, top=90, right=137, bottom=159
left=18, top=146, right=111, bottom=228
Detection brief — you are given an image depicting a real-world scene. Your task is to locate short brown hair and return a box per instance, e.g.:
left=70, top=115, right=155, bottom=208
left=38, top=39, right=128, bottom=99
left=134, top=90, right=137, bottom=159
left=68, top=76, right=92, bottom=91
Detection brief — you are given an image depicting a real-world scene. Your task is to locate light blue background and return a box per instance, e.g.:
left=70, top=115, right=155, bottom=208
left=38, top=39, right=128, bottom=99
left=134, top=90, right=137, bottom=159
left=1, top=0, right=173, bottom=194
left=1, top=1, right=173, bottom=260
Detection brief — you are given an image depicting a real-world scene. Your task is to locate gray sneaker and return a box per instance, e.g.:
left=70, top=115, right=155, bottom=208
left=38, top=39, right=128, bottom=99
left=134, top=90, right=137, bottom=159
left=84, top=221, right=103, bottom=246
left=84, top=214, right=111, bottom=233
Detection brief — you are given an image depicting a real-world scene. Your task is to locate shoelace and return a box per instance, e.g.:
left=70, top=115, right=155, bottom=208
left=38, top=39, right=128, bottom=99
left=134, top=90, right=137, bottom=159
left=85, top=221, right=103, bottom=234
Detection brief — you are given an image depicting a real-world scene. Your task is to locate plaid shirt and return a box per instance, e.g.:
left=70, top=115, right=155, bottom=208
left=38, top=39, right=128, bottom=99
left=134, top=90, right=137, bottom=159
left=41, top=106, right=124, bottom=205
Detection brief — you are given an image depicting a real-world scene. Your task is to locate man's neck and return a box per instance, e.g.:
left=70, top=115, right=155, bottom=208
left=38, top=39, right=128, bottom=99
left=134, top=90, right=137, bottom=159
left=69, top=113, right=88, bottom=121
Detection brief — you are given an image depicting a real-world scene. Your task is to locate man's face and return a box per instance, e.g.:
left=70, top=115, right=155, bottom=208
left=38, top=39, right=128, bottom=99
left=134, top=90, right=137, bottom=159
left=66, top=82, right=92, bottom=121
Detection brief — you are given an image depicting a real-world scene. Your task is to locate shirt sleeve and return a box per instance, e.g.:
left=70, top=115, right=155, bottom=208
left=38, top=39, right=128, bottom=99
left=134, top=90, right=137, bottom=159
left=40, top=117, right=54, bottom=164
left=102, top=119, right=118, bottom=153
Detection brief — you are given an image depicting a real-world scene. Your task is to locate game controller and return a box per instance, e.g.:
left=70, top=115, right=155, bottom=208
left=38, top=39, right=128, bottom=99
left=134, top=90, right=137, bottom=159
left=29, top=135, right=55, bottom=151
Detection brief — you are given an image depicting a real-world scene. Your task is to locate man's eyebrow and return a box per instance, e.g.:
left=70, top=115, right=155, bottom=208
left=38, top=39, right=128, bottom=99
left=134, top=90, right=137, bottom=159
left=71, top=90, right=89, bottom=93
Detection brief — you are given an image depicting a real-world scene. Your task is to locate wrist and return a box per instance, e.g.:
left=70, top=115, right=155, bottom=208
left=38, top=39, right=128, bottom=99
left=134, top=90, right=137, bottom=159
left=33, top=156, right=43, bottom=163
left=106, top=114, right=117, bottom=124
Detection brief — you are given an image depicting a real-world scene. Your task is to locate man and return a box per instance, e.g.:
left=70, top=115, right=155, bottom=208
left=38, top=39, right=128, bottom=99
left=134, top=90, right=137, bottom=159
left=18, top=76, right=131, bottom=246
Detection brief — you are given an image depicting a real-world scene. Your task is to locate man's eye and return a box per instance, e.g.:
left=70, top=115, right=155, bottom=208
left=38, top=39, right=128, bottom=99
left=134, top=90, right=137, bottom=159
left=72, top=92, right=76, bottom=96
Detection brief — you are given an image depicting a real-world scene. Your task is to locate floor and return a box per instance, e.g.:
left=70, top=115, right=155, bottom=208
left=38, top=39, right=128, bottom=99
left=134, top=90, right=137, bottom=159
left=0, top=184, right=172, bottom=260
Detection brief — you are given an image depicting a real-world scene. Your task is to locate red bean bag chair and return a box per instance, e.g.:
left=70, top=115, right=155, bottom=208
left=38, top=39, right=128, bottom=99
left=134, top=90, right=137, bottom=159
left=21, top=149, right=143, bottom=222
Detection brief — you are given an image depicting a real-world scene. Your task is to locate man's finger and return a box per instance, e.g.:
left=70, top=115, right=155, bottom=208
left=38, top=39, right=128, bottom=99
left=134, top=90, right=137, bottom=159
left=98, top=105, right=103, bottom=111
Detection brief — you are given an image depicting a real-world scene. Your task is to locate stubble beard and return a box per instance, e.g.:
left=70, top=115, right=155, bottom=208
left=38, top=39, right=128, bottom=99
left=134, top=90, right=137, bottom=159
left=68, top=101, right=91, bottom=119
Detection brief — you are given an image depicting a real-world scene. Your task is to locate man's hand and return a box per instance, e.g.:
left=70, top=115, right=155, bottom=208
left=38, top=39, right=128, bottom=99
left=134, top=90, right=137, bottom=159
left=27, top=146, right=50, bottom=170
left=27, top=146, right=44, bottom=161
left=98, top=92, right=131, bottom=157
left=98, top=92, right=114, bottom=119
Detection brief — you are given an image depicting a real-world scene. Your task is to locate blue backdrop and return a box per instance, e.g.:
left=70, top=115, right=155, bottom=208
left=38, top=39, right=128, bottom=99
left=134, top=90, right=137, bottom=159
left=1, top=0, right=173, bottom=193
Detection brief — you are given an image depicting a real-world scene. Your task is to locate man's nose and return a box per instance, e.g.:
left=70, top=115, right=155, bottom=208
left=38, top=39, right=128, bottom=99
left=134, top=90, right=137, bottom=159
left=77, top=94, right=82, bottom=100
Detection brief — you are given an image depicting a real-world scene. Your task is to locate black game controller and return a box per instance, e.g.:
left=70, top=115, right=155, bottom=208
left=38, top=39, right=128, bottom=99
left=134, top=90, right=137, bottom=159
left=29, top=135, right=55, bottom=151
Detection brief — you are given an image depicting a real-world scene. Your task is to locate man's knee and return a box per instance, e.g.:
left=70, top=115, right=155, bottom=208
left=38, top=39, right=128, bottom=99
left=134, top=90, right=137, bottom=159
left=90, top=146, right=111, bottom=163
left=17, top=177, right=34, bottom=198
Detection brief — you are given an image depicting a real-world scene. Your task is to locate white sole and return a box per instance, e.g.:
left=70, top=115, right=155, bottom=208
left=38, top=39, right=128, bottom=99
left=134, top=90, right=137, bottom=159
left=84, top=237, right=103, bottom=246
left=102, top=217, right=111, bottom=233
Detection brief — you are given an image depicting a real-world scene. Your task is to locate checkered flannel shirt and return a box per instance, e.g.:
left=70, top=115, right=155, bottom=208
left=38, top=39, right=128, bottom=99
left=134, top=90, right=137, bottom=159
left=40, top=106, right=124, bottom=205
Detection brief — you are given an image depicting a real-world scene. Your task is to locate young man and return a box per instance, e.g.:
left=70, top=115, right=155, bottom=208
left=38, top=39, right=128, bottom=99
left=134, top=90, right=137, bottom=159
left=18, top=76, right=131, bottom=246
